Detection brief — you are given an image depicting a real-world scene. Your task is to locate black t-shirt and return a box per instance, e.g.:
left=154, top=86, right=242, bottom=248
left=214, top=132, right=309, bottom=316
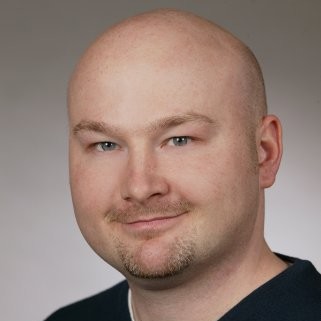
left=45, top=280, right=131, bottom=321
left=45, top=255, right=321, bottom=321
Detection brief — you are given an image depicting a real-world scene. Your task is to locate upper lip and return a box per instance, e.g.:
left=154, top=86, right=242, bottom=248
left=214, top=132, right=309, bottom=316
left=124, top=212, right=188, bottom=224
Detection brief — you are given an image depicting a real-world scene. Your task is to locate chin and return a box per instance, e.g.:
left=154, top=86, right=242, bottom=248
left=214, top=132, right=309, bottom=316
left=115, top=234, right=197, bottom=280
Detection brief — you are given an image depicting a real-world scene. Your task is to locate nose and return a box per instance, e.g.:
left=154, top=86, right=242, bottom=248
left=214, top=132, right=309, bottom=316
left=120, top=150, right=169, bottom=203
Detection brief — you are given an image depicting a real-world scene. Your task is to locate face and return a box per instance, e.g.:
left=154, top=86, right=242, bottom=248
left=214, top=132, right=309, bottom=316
left=69, top=43, right=261, bottom=283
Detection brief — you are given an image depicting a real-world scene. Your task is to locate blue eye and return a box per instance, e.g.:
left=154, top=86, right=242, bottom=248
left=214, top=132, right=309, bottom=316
left=96, top=142, right=118, bottom=152
left=170, top=136, right=191, bottom=146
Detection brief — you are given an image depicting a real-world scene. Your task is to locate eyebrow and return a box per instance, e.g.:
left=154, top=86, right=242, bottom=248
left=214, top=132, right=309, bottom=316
left=72, top=112, right=215, bottom=137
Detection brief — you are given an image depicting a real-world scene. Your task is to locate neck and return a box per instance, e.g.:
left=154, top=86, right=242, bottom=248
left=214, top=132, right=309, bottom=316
left=128, top=240, right=287, bottom=321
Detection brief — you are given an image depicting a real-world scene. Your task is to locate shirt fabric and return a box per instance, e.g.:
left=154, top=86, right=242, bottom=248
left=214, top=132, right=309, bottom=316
left=44, top=255, right=321, bottom=321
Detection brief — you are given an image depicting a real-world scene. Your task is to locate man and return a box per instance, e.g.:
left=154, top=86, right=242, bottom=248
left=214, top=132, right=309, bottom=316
left=45, top=9, right=321, bottom=321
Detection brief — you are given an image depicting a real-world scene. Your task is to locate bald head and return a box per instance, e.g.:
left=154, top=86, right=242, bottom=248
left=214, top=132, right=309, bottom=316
left=68, top=10, right=284, bottom=285
left=69, top=9, right=267, bottom=127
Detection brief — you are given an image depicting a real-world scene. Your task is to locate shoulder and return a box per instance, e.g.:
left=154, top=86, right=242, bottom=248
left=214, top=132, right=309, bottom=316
left=44, top=281, right=131, bottom=321
left=221, top=255, right=321, bottom=321
left=258, top=255, right=321, bottom=319
left=284, top=256, right=321, bottom=318
left=277, top=255, right=321, bottom=300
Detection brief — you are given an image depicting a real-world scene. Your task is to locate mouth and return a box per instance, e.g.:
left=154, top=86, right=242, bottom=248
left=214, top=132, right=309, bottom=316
left=121, top=212, right=188, bottom=234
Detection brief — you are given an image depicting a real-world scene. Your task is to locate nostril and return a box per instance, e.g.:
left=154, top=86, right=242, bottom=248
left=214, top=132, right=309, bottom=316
left=120, top=172, right=169, bottom=203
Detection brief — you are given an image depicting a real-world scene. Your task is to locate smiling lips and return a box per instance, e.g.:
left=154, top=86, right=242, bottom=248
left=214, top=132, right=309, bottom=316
left=122, top=212, right=188, bottom=233
left=106, top=200, right=193, bottom=234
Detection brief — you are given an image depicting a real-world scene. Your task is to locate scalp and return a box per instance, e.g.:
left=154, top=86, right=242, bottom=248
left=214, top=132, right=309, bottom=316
left=68, top=9, right=267, bottom=125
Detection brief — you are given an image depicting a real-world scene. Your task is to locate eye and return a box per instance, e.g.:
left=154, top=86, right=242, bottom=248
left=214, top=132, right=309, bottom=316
left=168, top=136, right=192, bottom=147
left=95, top=141, right=118, bottom=152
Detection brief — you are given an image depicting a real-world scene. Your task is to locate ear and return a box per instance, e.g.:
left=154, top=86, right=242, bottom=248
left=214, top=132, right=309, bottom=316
left=257, top=115, right=283, bottom=188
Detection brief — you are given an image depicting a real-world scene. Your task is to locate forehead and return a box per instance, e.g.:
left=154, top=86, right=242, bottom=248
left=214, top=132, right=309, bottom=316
left=68, top=28, right=248, bottom=130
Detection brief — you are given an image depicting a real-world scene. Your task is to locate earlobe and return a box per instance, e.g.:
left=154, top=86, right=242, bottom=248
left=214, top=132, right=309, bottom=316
left=258, top=115, right=283, bottom=188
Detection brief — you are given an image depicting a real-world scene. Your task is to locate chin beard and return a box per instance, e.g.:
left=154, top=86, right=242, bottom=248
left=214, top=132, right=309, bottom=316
left=116, top=236, right=196, bottom=279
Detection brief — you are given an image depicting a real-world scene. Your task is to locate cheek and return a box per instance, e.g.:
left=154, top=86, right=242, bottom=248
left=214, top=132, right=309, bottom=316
left=167, top=140, right=258, bottom=214
left=171, top=145, right=259, bottom=252
left=69, top=154, right=121, bottom=223
left=166, top=147, right=235, bottom=202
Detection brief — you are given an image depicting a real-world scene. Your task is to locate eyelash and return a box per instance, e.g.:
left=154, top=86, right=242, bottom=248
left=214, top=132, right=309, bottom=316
left=95, top=141, right=119, bottom=152
left=93, top=136, right=193, bottom=152
left=166, top=136, right=192, bottom=147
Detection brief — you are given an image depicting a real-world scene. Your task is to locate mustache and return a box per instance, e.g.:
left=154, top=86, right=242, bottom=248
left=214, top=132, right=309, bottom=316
left=106, top=200, right=194, bottom=223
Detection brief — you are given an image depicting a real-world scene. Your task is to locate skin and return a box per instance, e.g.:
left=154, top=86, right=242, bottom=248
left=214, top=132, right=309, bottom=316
left=68, top=9, right=287, bottom=321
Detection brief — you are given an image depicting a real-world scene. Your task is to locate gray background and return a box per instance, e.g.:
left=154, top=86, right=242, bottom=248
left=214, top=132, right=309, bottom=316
left=1, top=1, right=320, bottom=320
